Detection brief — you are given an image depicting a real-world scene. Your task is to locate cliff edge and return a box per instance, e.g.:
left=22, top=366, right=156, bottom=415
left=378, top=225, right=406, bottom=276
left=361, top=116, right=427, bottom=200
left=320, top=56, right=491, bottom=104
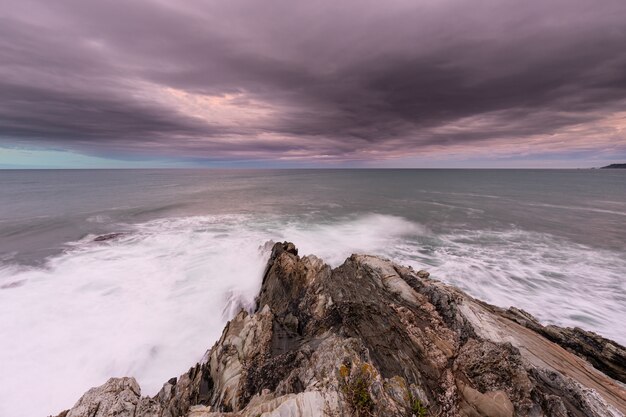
left=53, top=242, right=626, bottom=417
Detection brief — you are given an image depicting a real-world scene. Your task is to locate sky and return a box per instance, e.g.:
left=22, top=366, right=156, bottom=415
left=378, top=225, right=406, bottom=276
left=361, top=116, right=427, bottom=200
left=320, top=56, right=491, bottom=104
left=0, top=0, right=625, bottom=168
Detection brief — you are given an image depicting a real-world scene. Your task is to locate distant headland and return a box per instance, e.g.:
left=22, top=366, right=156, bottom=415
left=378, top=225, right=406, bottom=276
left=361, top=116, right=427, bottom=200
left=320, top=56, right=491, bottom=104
left=601, top=163, right=626, bottom=169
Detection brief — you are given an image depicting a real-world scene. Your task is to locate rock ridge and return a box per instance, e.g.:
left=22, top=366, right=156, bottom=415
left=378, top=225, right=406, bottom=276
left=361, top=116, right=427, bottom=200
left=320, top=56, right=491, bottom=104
left=53, top=242, right=626, bottom=417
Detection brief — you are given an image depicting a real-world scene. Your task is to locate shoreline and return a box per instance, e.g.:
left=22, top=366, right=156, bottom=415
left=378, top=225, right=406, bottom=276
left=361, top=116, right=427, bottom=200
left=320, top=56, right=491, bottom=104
left=53, top=242, right=626, bottom=417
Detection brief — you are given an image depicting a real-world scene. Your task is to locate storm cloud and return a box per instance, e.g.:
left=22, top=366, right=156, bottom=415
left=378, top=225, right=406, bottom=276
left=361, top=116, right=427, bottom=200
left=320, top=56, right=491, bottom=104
left=1, top=0, right=625, bottom=165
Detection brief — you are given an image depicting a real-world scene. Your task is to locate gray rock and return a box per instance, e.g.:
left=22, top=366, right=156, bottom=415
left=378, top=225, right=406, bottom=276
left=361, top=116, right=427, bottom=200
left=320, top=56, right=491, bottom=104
left=63, top=377, right=142, bottom=417
left=55, top=242, right=626, bottom=417
left=504, top=307, right=626, bottom=383
left=93, top=233, right=124, bottom=242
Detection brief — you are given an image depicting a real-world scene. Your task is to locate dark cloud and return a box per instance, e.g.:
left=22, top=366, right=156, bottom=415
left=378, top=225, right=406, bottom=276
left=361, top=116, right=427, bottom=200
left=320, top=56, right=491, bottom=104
left=0, top=0, right=625, bottom=164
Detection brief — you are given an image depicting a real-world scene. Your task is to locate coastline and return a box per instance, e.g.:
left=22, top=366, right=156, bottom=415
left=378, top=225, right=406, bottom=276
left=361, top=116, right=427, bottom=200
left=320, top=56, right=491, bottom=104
left=53, top=242, right=626, bottom=417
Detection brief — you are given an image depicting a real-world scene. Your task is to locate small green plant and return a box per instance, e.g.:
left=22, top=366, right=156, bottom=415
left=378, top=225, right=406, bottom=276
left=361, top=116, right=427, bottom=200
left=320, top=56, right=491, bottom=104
left=408, top=393, right=428, bottom=417
left=339, top=362, right=375, bottom=417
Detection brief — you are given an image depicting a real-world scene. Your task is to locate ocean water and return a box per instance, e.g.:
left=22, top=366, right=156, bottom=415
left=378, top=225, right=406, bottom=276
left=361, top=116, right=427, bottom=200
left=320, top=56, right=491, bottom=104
left=0, top=169, right=625, bottom=417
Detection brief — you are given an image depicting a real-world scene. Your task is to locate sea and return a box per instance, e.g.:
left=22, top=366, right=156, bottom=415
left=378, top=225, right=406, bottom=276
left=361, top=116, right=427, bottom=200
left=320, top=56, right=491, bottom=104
left=0, top=169, right=624, bottom=417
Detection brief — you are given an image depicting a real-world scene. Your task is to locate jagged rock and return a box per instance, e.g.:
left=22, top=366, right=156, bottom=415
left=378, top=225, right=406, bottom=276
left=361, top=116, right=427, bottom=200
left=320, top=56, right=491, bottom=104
left=62, top=377, right=143, bottom=417
left=54, top=242, right=626, bottom=417
left=93, top=233, right=124, bottom=242
left=504, top=307, right=626, bottom=383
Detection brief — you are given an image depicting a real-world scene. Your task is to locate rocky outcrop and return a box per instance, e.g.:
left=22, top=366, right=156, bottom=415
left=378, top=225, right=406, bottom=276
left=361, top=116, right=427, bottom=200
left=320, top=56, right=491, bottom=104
left=53, top=242, right=626, bottom=417
left=93, top=233, right=125, bottom=242
left=503, top=308, right=626, bottom=383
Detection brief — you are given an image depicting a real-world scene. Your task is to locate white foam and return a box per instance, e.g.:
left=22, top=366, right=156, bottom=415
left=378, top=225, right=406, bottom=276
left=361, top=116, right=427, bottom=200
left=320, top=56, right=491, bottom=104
left=0, top=214, right=421, bottom=417
left=0, top=215, right=624, bottom=417
left=393, top=228, right=626, bottom=345
left=274, top=213, right=429, bottom=266
left=86, top=214, right=112, bottom=223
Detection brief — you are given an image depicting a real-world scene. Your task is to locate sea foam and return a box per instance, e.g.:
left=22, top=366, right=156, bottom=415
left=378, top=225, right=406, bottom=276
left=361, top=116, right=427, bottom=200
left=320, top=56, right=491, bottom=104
left=0, top=214, right=624, bottom=417
left=0, top=214, right=420, bottom=417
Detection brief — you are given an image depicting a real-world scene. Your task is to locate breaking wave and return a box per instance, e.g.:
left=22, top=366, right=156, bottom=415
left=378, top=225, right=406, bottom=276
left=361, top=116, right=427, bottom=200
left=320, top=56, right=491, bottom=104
left=0, top=214, right=421, bottom=417
left=0, top=213, right=624, bottom=417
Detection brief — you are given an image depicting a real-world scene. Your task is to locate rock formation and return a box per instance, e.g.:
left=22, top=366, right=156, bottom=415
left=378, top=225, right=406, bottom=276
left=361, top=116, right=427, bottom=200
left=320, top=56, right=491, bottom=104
left=53, top=242, right=626, bottom=417
left=93, top=233, right=125, bottom=242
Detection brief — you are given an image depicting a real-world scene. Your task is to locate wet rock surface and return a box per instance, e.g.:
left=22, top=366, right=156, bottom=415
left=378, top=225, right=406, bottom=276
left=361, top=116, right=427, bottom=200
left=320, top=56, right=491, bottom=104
left=93, top=233, right=125, bottom=242
left=53, top=242, right=626, bottom=417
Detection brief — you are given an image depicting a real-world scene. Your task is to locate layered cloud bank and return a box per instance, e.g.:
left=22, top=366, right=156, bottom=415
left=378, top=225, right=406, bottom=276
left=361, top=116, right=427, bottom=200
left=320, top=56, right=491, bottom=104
left=1, top=0, right=625, bottom=166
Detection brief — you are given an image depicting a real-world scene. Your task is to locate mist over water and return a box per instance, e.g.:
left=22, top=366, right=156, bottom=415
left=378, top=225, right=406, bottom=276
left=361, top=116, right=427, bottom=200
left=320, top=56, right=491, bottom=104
left=0, top=169, right=625, bottom=417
